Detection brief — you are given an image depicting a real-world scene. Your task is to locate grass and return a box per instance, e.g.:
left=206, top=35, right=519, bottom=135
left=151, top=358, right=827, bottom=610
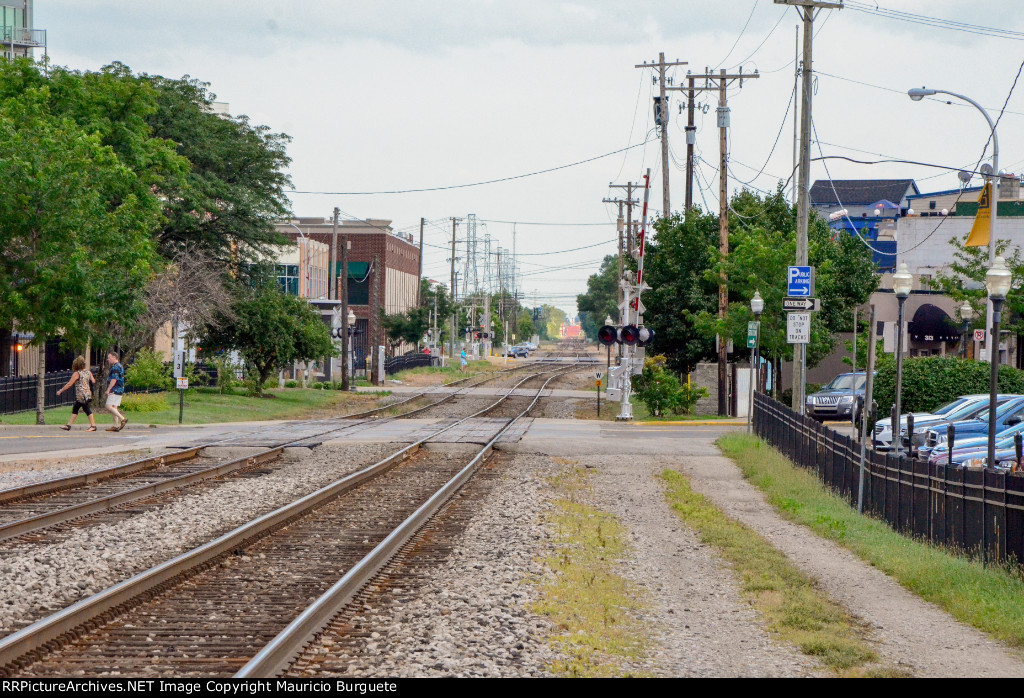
left=0, top=387, right=393, bottom=426
left=388, top=360, right=498, bottom=385
left=660, top=468, right=886, bottom=675
left=532, top=461, right=649, bottom=677
left=717, top=433, right=1024, bottom=650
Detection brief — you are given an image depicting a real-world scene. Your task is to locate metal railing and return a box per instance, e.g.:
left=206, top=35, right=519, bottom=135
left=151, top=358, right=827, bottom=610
left=384, top=353, right=437, bottom=375
left=0, top=26, right=44, bottom=47
left=753, top=391, right=1024, bottom=565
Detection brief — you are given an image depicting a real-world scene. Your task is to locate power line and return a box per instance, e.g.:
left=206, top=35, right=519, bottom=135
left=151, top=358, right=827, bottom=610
left=288, top=138, right=654, bottom=196
left=845, top=1, right=1024, bottom=41
left=715, top=0, right=760, bottom=69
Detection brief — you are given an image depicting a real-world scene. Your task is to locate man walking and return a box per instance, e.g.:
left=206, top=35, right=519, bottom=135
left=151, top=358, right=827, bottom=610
left=105, top=350, right=127, bottom=432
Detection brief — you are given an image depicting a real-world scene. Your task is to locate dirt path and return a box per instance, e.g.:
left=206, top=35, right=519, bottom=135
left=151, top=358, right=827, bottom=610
left=583, top=452, right=821, bottom=677
left=678, top=446, right=1024, bottom=678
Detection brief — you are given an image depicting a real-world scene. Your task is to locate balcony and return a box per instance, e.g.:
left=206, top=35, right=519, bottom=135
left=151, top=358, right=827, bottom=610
left=0, top=26, right=44, bottom=48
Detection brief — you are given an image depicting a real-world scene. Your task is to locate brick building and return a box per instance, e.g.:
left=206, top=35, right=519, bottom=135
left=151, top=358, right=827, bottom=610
left=276, top=218, right=422, bottom=366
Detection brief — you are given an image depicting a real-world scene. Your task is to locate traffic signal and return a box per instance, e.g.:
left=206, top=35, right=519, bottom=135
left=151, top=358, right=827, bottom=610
left=637, top=327, right=655, bottom=347
left=597, top=325, right=617, bottom=346
left=474, top=331, right=481, bottom=339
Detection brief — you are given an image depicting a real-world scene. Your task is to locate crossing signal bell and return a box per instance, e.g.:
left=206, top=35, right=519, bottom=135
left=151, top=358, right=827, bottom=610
left=597, top=324, right=655, bottom=347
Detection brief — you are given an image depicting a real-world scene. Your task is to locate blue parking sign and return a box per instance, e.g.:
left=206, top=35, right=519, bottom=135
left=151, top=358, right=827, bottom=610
left=787, top=266, right=813, bottom=297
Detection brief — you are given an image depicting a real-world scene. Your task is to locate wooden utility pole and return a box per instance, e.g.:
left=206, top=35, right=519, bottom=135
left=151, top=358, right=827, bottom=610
left=370, top=253, right=381, bottom=385
left=685, top=76, right=696, bottom=213
left=670, top=68, right=760, bottom=415
left=450, top=217, right=459, bottom=362
left=330, top=207, right=340, bottom=300
left=603, top=196, right=635, bottom=307
left=417, top=217, right=425, bottom=307
left=775, top=0, right=843, bottom=414
left=608, top=182, right=638, bottom=254
left=340, top=233, right=349, bottom=390
left=636, top=53, right=687, bottom=217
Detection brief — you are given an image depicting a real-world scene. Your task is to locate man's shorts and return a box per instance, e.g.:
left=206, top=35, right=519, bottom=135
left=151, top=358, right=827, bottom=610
left=105, top=393, right=123, bottom=408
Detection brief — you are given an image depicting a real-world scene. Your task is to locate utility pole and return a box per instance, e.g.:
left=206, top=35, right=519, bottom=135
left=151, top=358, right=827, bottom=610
left=776, top=0, right=843, bottom=414
left=417, top=217, right=425, bottom=307
left=331, top=207, right=340, bottom=300
left=791, top=25, right=800, bottom=203
left=636, top=54, right=687, bottom=217
left=370, top=253, right=381, bottom=385
left=340, top=234, right=349, bottom=390
left=685, top=76, right=696, bottom=213
left=603, top=196, right=635, bottom=307
left=608, top=181, right=638, bottom=254
left=450, top=217, right=459, bottom=363
left=670, top=68, right=760, bottom=415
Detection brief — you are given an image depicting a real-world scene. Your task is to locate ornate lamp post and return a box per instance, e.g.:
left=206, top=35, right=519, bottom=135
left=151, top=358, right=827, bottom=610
left=985, top=257, right=1012, bottom=469
left=892, top=262, right=913, bottom=458
left=960, top=302, right=975, bottom=359
left=747, top=291, right=764, bottom=434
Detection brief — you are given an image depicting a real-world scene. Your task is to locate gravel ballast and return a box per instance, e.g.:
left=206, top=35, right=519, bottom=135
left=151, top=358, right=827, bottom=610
left=0, top=451, right=153, bottom=491
left=0, top=443, right=394, bottom=634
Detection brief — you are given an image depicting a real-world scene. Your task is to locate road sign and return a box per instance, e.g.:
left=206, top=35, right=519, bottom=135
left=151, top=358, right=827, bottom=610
left=176, top=377, right=189, bottom=390
left=747, top=321, right=759, bottom=349
left=787, top=312, right=811, bottom=344
left=782, top=297, right=820, bottom=311
left=787, top=266, right=814, bottom=297
left=173, top=350, right=184, bottom=379
left=974, top=329, right=986, bottom=342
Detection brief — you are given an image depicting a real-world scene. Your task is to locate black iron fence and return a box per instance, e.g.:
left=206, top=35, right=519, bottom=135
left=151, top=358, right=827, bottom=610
left=384, top=353, right=437, bottom=375
left=753, top=391, right=1024, bottom=564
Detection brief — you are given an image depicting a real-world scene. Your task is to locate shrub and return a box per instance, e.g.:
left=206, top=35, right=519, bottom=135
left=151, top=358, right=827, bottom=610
left=672, top=382, right=709, bottom=415
left=126, top=349, right=171, bottom=391
left=632, top=354, right=708, bottom=417
left=284, top=380, right=299, bottom=388
left=243, top=370, right=264, bottom=397
left=873, top=355, right=1024, bottom=415
left=120, top=392, right=168, bottom=412
left=209, top=355, right=239, bottom=394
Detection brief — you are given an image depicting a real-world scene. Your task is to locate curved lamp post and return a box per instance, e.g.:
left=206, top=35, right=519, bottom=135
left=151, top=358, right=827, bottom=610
left=909, top=87, right=999, bottom=364
left=960, top=301, right=975, bottom=359
left=747, top=291, right=764, bottom=434
left=986, top=257, right=1012, bottom=469
left=892, top=262, right=913, bottom=458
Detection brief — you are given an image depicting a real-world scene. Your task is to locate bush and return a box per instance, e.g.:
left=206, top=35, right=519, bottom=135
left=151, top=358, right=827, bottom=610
left=120, top=392, right=168, bottom=412
left=780, top=383, right=821, bottom=410
left=632, top=355, right=708, bottom=417
left=284, top=380, right=299, bottom=388
left=209, top=355, right=239, bottom=394
left=873, top=355, right=1024, bottom=415
left=126, top=349, right=171, bottom=391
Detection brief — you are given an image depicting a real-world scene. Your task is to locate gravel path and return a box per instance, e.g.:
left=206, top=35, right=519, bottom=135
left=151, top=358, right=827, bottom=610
left=680, top=445, right=1024, bottom=678
left=292, top=453, right=560, bottom=678
left=0, top=443, right=393, bottom=635
left=584, top=453, right=821, bottom=677
left=0, top=451, right=152, bottom=490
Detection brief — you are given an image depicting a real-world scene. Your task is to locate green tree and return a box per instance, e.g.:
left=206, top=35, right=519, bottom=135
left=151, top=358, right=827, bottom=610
left=934, top=233, right=1024, bottom=335
left=382, top=306, right=430, bottom=353
left=0, top=90, right=164, bottom=423
left=201, top=280, right=333, bottom=395
left=577, top=255, right=621, bottom=340
left=516, top=311, right=535, bottom=344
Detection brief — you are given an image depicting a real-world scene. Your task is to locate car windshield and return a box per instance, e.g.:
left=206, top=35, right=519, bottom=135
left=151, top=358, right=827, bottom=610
left=977, top=400, right=1022, bottom=421
left=933, top=398, right=970, bottom=416
left=823, top=374, right=865, bottom=391
left=951, top=398, right=1006, bottom=421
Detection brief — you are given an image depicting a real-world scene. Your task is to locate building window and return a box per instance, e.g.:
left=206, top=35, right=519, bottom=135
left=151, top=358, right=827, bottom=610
left=276, top=264, right=299, bottom=296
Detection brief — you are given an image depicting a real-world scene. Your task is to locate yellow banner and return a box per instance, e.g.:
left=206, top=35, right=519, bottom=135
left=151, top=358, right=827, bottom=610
left=966, top=182, right=991, bottom=247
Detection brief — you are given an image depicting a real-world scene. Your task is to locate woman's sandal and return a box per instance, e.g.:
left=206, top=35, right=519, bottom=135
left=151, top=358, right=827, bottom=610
left=59, top=425, right=71, bottom=431
left=85, top=426, right=96, bottom=432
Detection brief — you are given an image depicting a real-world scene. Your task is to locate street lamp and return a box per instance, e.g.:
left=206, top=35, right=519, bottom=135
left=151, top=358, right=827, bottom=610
left=346, top=309, right=357, bottom=386
left=908, top=86, right=999, bottom=365
left=892, top=262, right=913, bottom=458
left=986, top=256, right=1013, bottom=469
left=960, top=301, right=975, bottom=359
left=747, top=291, right=764, bottom=434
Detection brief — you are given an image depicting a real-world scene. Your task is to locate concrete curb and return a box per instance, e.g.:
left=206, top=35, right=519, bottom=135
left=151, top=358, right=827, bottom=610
left=630, top=420, right=747, bottom=427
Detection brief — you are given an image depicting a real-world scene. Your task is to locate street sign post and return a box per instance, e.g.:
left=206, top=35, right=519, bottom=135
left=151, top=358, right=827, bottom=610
left=782, top=297, right=820, bottom=311
left=787, top=266, right=814, bottom=297
left=787, top=312, right=811, bottom=344
left=747, top=321, right=759, bottom=349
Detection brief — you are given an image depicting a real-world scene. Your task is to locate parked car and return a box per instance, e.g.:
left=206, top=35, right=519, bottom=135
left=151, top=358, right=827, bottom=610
left=928, top=420, right=1024, bottom=468
left=922, top=396, right=1024, bottom=457
left=876, top=394, right=1014, bottom=452
left=503, top=345, right=529, bottom=358
left=805, top=372, right=867, bottom=423
left=523, top=342, right=537, bottom=351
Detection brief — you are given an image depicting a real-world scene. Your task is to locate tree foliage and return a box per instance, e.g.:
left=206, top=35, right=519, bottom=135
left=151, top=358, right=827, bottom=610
left=872, top=355, right=1024, bottom=415
left=577, top=255, right=620, bottom=340
left=933, top=233, right=1024, bottom=334
left=382, top=306, right=430, bottom=353
left=201, top=278, right=333, bottom=395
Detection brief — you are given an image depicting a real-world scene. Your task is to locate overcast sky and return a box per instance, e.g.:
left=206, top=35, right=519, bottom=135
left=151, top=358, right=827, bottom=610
left=37, top=1, right=1024, bottom=316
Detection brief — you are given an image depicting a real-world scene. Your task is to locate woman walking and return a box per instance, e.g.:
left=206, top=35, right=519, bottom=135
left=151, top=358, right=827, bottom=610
left=56, top=356, right=97, bottom=432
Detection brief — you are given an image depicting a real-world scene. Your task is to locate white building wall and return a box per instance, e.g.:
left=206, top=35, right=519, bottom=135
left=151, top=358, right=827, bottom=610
left=896, top=215, right=1024, bottom=276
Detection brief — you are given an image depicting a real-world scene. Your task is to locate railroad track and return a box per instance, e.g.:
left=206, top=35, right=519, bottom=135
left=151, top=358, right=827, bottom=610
left=0, top=362, right=578, bottom=677
left=0, top=361, right=559, bottom=546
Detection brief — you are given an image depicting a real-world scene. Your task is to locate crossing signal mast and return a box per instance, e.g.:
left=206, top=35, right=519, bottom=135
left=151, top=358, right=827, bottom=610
left=598, top=169, right=654, bottom=420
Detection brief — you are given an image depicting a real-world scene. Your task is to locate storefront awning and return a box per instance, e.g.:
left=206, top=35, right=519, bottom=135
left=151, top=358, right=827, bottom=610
left=908, top=303, right=961, bottom=342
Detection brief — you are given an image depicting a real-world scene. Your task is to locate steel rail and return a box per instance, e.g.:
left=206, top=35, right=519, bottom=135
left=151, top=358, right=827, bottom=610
left=236, top=367, right=568, bottom=677
left=0, top=363, right=547, bottom=541
left=0, top=363, right=577, bottom=672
